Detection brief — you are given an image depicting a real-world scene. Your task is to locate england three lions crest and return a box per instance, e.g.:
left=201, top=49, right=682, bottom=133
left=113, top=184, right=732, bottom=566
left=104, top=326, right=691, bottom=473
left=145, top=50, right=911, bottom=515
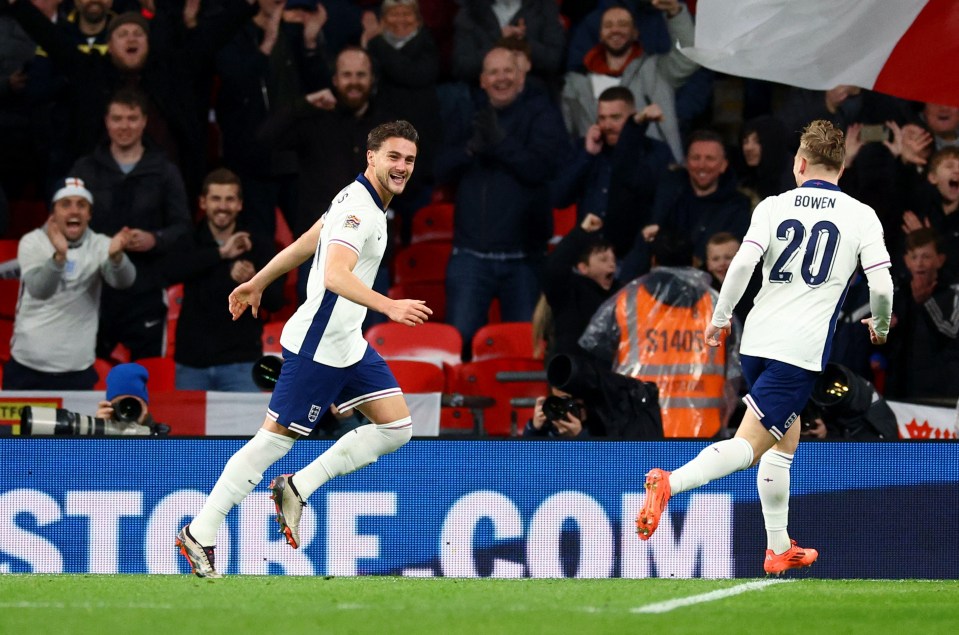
left=308, top=404, right=321, bottom=422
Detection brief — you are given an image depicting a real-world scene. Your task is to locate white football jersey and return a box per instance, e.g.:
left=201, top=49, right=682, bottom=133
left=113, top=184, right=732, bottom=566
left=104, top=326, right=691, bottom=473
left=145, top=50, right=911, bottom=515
left=281, top=175, right=388, bottom=367
left=738, top=181, right=890, bottom=371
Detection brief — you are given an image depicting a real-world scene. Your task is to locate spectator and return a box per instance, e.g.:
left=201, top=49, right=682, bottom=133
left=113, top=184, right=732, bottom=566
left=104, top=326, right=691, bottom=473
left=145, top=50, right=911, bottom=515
left=579, top=231, right=741, bottom=438
left=901, top=147, right=959, bottom=279
left=560, top=1, right=697, bottom=164
left=3, top=177, right=135, bottom=390
left=451, top=0, right=566, bottom=90
left=64, top=0, right=115, bottom=50
left=776, top=86, right=863, bottom=150
left=919, top=102, right=959, bottom=151
left=540, top=213, right=618, bottom=358
left=7, top=0, right=258, bottom=197
left=162, top=168, right=285, bottom=392
left=800, top=363, right=898, bottom=441
left=94, top=362, right=170, bottom=435
left=523, top=386, right=598, bottom=438
left=703, top=231, right=759, bottom=326
left=734, top=115, right=794, bottom=208
left=550, top=85, right=672, bottom=259
left=71, top=87, right=192, bottom=361
left=257, top=45, right=395, bottom=303
left=435, top=45, right=569, bottom=357
left=637, top=130, right=751, bottom=275
left=363, top=0, right=442, bottom=236
left=214, top=0, right=330, bottom=238
left=884, top=228, right=959, bottom=403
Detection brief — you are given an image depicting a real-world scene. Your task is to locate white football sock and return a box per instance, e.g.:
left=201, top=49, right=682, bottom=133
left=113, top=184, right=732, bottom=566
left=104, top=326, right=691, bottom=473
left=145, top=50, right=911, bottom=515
left=668, top=437, right=754, bottom=494
left=757, top=449, right=794, bottom=554
left=294, top=418, right=413, bottom=500
left=189, top=429, right=295, bottom=546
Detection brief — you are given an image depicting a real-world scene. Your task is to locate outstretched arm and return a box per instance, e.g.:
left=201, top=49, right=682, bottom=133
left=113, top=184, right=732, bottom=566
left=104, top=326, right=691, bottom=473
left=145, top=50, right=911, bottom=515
left=229, top=218, right=322, bottom=319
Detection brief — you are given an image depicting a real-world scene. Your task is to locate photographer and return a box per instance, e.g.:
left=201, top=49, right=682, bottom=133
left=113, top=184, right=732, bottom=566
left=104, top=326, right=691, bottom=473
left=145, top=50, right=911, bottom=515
left=526, top=353, right=663, bottom=439
left=524, top=387, right=598, bottom=439
left=94, top=363, right=168, bottom=434
left=800, top=363, right=898, bottom=440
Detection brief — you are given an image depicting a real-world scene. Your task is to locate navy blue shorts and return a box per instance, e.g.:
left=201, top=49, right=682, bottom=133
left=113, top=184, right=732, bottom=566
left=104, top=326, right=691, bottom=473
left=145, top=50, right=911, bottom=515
left=740, top=354, right=819, bottom=440
left=266, top=345, right=401, bottom=436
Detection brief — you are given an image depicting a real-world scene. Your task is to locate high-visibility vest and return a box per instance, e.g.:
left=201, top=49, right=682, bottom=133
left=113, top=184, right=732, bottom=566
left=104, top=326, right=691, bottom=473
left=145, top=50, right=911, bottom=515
left=614, top=284, right=727, bottom=437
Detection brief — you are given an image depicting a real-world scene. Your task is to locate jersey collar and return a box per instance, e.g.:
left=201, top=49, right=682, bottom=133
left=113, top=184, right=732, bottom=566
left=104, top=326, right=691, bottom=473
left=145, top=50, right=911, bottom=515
left=799, top=179, right=841, bottom=192
left=356, top=173, right=386, bottom=211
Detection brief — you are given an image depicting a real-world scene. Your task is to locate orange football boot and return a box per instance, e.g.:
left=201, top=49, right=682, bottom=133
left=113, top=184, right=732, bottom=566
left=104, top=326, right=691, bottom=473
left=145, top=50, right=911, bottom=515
left=636, top=468, right=671, bottom=541
left=764, top=539, right=819, bottom=575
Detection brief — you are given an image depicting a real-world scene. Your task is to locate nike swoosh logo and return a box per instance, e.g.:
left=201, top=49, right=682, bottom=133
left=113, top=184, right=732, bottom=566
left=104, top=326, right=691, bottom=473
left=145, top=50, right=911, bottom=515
left=144, top=319, right=162, bottom=328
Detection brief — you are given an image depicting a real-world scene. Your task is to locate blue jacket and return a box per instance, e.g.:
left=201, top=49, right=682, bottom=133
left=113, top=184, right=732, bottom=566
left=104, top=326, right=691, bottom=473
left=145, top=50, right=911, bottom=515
left=435, top=85, right=569, bottom=253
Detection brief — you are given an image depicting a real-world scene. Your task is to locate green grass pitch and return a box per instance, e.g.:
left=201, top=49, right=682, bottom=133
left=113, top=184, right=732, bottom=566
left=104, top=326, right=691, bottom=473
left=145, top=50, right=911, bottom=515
left=1, top=575, right=957, bottom=634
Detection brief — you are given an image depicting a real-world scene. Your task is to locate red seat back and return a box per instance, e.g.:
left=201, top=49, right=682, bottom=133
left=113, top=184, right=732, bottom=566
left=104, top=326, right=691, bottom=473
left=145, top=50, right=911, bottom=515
left=366, top=322, right=462, bottom=367
left=448, top=358, right=546, bottom=436
left=393, top=242, right=452, bottom=284
left=388, top=282, right=447, bottom=322
left=410, top=203, right=454, bottom=244
left=386, top=359, right=446, bottom=393
left=471, top=322, right=535, bottom=361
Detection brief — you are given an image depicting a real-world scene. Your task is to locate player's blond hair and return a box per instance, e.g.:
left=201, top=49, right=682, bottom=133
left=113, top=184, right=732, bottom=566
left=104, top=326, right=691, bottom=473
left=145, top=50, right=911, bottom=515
left=798, top=120, right=845, bottom=171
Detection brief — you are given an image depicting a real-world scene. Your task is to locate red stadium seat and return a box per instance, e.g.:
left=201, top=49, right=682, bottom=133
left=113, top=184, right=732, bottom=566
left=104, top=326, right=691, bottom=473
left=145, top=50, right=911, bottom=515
left=93, top=358, right=114, bottom=390
left=0, top=318, right=12, bottom=362
left=550, top=204, right=578, bottom=249
left=136, top=356, right=176, bottom=391
left=386, top=359, right=446, bottom=393
left=410, top=203, right=454, bottom=244
left=0, top=239, right=18, bottom=262
left=366, top=322, right=462, bottom=367
left=447, top=358, right=546, bottom=436
left=262, top=320, right=285, bottom=356
left=388, top=282, right=447, bottom=322
left=471, top=322, right=535, bottom=361
left=393, top=242, right=452, bottom=285
left=0, top=279, right=20, bottom=320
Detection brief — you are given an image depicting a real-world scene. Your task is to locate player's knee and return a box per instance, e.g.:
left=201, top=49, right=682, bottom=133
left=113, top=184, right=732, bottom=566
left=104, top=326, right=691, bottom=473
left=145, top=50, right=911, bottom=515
left=374, top=417, right=412, bottom=454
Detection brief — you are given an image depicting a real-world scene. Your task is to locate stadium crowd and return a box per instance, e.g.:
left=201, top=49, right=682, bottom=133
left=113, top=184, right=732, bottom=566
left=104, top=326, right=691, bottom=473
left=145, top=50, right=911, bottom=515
left=1, top=0, right=957, bottom=435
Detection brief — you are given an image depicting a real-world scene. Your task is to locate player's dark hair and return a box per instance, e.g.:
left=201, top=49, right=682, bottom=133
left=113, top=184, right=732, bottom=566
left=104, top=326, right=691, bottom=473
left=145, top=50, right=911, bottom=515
left=905, top=227, right=942, bottom=254
left=798, top=119, right=845, bottom=171
left=201, top=167, right=243, bottom=199
left=598, top=86, right=635, bottom=107
left=106, top=87, right=149, bottom=116
left=368, top=120, right=419, bottom=151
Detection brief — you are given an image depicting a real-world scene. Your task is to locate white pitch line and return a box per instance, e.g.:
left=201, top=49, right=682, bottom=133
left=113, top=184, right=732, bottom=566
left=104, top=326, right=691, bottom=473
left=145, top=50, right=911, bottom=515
left=631, top=579, right=792, bottom=614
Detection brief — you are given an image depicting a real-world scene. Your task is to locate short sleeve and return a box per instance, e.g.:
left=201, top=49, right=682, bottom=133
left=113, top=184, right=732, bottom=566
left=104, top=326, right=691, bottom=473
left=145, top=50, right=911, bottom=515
left=326, top=196, right=375, bottom=257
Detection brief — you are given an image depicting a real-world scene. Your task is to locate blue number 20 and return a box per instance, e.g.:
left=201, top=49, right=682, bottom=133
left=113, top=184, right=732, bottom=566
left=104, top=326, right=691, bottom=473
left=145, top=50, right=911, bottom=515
left=769, top=220, right=840, bottom=287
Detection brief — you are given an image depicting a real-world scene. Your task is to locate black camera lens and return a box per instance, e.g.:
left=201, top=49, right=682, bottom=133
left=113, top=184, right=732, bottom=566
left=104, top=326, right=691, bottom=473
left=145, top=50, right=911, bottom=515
left=252, top=355, right=284, bottom=391
left=541, top=396, right=568, bottom=422
left=114, top=397, right=143, bottom=423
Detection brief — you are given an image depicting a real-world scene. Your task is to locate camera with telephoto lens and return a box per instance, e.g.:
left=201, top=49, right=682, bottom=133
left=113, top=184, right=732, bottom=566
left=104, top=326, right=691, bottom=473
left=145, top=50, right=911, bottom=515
left=19, top=405, right=169, bottom=436
left=252, top=355, right=284, bottom=391
left=541, top=395, right=584, bottom=423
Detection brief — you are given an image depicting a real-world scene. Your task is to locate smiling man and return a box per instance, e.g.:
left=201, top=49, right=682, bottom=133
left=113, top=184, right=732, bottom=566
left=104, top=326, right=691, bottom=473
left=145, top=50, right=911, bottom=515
left=177, top=121, right=431, bottom=579
left=160, top=168, right=285, bottom=392
left=435, top=45, right=569, bottom=359
left=70, top=87, right=192, bottom=361
left=641, top=130, right=752, bottom=268
left=3, top=177, right=135, bottom=390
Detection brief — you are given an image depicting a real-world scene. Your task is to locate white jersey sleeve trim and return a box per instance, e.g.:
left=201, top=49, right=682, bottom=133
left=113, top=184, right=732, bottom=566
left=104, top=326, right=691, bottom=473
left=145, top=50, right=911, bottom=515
left=329, top=237, right=361, bottom=255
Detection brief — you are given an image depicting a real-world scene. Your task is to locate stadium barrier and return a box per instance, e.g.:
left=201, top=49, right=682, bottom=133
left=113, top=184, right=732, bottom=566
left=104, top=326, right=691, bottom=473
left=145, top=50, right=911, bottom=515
left=1, top=439, right=956, bottom=578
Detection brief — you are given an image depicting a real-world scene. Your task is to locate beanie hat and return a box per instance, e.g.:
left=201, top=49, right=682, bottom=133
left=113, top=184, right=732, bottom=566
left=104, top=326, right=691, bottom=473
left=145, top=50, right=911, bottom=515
left=50, top=177, right=93, bottom=209
left=106, top=363, right=150, bottom=403
left=107, top=11, right=150, bottom=38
